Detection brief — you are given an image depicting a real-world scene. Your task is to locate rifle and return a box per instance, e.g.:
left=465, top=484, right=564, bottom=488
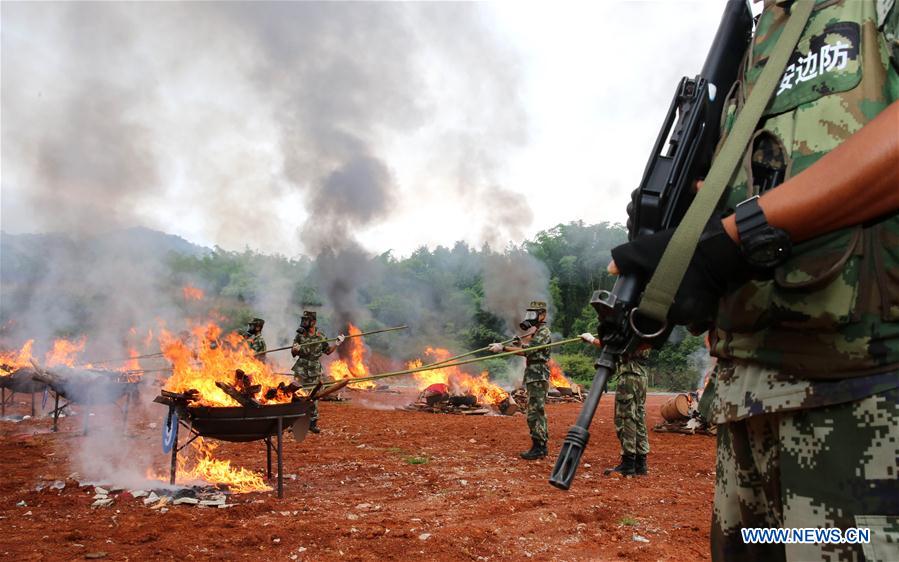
left=549, top=0, right=753, bottom=490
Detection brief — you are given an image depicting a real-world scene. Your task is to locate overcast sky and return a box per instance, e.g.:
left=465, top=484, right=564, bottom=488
left=1, top=1, right=746, bottom=257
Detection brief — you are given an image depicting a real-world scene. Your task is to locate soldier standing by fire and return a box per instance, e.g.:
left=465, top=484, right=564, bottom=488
left=240, top=318, right=266, bottom=356
left=291, top=311, right=344, bottom=434
left=489, top=301, right=552, bottom=460
left=581, top=332, right=649, bottom=476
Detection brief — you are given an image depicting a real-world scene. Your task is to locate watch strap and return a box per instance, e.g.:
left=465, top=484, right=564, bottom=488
left=735, top=196, right=769, bottom=243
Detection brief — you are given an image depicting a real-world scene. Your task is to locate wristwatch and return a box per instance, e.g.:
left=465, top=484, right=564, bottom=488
left=734, top=196, right=792, bottom=269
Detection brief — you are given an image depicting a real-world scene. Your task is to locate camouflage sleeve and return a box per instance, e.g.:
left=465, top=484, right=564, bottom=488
left=880, top=0, right=899, bottom=68
left=521, top=327, right=552, bottom=362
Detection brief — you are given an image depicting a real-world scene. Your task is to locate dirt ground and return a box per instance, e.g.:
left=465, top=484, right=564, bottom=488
left=0, top=390, right=716, bottom=561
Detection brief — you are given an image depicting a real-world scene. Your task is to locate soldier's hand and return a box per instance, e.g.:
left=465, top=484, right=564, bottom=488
left=579, top=333, right=597, bottom=344
left=488, top=343, right=504, bottom=353
left=336, top=334, right=346, bottom=345
left=611, top=218, right=752, bottom=326
left=291, top=343, right=301, bottom=356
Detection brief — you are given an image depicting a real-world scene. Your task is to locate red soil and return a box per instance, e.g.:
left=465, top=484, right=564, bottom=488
left=0, top=391, right=715, bottom=561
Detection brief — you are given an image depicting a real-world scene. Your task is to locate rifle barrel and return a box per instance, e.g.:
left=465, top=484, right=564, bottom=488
left=549, top=351, right=615, bottom=490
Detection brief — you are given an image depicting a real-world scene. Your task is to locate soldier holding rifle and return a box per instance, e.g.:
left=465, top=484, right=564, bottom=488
left=604, top=2, right=899, bottom=559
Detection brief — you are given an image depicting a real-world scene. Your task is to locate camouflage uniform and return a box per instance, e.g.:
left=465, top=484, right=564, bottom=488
left=291, top=329, right=330, bottom=424
left=522, top=325, right=552, bottom=444
left=241, top=331, right=266, bottom=355
left=614, top=359, right=649, bottom=456
left=699, top=2, right=899, bottom=560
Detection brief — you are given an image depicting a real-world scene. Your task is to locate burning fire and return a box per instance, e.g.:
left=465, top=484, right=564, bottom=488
left=327, top=324, right=375, bottom=389
left=549, top=359, right=572, bottom=389
left=0, top=340, right=34, bottom=375
left=45, top=337, right=87, bottom=367
left=161, top=323, right=294, bottom=406
left=182, top=284, right=205, bottom=301
left=409, top=348, right=509, bottom=406
left=151, top=438, right=271, bottom=494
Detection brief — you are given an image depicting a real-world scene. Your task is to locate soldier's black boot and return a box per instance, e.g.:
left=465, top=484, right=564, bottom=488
left=604, top=453, right=636, bottom=476
left=634, top=454, right=648, bottom=476
left=309, top=419, right=321, bottom=434
left=519, top=438, right=548, bottom=460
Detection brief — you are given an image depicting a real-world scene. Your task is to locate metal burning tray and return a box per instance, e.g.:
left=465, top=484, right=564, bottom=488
left=154, top=394, right=311, bottom=498
left=176, top=401, right=309, bottom=443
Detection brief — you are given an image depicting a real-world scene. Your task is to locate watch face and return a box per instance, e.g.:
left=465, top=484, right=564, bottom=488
left=745, top=230, right=791, bottom=269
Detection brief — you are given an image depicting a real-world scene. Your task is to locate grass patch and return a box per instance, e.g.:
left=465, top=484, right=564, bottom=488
left=618, top=516, right=638, bottom=526
left=404, top=456, right=429, bottom=465
left=385, top=447, right=404, bottom=454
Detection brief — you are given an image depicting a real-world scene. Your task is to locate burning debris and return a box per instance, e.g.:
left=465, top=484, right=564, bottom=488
left=397, top=349, right=518, bottom=415
left=510, top=359, right=583, bottom=409
left=652, top=393, right=715, bottom=436
left=161, top=323, right=297, bottom=407
left=155, top=327, right=314, bottom=497
left=403, top=383, right=493, bottom=415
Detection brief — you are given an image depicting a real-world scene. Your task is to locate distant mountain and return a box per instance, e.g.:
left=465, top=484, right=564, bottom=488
left=0, top=227, right=209, bottom=283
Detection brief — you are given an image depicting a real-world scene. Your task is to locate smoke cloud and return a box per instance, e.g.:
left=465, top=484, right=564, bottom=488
left=482, top=250, right=551, bottom=333
left=1, top=1, right=534, bottom=486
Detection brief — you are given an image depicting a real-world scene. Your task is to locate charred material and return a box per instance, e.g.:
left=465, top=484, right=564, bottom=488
left=402, top=384, right=492, bottom=415
left=511, top=384, right=584, bottom=411
left=155, top=370, right=312, bottom=499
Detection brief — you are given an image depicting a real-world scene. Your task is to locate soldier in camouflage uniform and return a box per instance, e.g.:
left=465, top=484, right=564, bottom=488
left=610, top=2, right=899, bottom=560
left=583, top=331, right=650, bottom=476
left=240, top=318, right=266, bottom=356
left=291, top=311, right=344, bottom=433
left=490, top=301, right=553, bottom=460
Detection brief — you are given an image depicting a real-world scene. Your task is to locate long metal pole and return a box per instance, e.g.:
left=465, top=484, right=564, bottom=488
left=276, top=417, right=284, bottom=499
left=301, top=337, right=583, bottom=388
left=255, top=325, right=408, bottom=357
left=169, top=421, right=179, bottom=486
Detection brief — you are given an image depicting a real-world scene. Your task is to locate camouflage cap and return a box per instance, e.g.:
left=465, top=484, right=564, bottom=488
left=250, top=317, right=265, bottom=326
left=301, top=310, right=317, bottom=320
left=526, top=301, right=547, bottom=311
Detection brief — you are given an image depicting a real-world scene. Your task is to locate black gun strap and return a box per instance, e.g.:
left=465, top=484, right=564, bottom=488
left=637, top=0, right=814, bottom=324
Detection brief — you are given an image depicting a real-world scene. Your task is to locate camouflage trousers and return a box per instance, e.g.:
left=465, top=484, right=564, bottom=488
left=525, top=380, right=549, bottom=444
left=292, top=366, right=322, bottom=423
left=614, top=372, right=649, bottom=456
left=712, top=387, right=899, bottom=562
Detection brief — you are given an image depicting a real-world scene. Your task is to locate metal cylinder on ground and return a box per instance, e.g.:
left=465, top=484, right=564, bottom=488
left=660, top=393, right=691, bottom=422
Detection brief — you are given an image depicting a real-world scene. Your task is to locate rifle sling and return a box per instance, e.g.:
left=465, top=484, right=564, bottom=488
left=637, top=0, right=815, bottom=323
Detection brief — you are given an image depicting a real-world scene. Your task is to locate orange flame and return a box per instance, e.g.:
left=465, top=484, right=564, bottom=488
left=0, top=340, right=35, bottom=375
left=182, top=284, right=205, bottom=301
left=161, top=323, right=294, bottom=406
left=409, top=348, right=509, bottom=406
left=120, top=348, right=141, bottom=372
left=45, top=337, right=87, bottom=367
left=327, top=324, right=375, bottom=389
left=149, top=438, right=270, bottom=494
left=549, top=359, right=572, bottom=389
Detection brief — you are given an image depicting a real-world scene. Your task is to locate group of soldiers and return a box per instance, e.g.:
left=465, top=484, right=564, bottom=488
left=239, top=311, right=345, bottom=433
left=487, top=301, right=650, bottom=477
